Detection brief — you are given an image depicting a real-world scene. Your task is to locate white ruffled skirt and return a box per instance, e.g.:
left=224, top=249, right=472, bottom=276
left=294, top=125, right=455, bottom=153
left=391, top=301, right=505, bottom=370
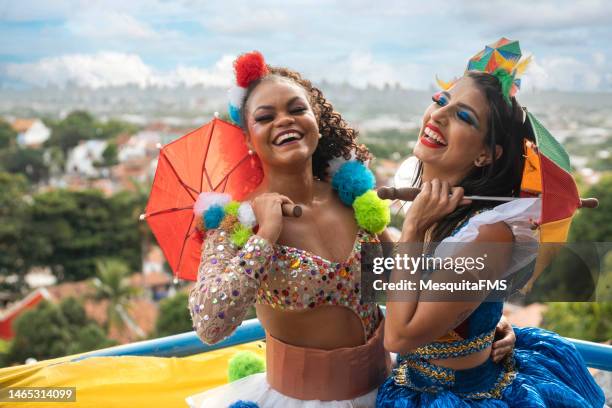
left=185, top=372, right=378, bottom=408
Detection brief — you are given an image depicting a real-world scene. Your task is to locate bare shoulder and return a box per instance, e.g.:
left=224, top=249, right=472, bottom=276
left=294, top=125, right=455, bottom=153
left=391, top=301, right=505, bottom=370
left=475, top=221, right=513, bottom=243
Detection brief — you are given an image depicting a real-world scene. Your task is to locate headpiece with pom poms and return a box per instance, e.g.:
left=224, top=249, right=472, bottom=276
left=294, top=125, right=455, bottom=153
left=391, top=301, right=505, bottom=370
left=436, top=38, right=531, bottom=105
left=228, top=51, right=269, bottom=126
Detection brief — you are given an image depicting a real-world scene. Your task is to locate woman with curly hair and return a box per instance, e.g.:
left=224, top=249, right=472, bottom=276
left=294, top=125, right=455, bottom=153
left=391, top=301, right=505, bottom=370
left=186, top=51, right=515, bottom=408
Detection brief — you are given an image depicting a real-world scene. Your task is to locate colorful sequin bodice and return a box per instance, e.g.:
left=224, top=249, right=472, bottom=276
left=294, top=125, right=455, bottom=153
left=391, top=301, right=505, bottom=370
left=258, top=229, right=380, bottom=339
left=189, top=228, right=381, bottom=345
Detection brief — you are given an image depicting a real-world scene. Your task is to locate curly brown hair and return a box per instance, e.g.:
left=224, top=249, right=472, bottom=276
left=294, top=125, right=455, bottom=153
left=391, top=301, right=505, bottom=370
left=239, top=65, right=371, bottom=180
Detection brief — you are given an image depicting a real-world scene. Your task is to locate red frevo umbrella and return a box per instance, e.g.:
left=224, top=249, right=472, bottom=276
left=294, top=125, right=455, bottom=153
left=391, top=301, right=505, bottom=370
left=143, top=117, right=262, bottom=281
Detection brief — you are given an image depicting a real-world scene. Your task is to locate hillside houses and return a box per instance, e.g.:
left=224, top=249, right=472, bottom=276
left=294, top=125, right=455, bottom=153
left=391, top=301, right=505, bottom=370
left=12, top=118, right=51, bottom=148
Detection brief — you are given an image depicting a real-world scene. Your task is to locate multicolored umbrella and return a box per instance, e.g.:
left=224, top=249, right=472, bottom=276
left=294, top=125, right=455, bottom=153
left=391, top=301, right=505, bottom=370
left=142, top=117, right=262, bottom=281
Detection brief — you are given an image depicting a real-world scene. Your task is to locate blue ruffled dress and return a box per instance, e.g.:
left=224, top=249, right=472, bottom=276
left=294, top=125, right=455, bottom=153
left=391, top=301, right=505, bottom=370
left=377, top=301, right=604, bottom=407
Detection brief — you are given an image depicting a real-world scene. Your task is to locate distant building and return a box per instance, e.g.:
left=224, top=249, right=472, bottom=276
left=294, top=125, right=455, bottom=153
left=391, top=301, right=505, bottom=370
left=65, top=139, right=108, bottom=178
left=0, top=278, right=160, bottom=344
left=12, top=118, right=51, bottom=148
left=0, top=288, right=52, bottom=340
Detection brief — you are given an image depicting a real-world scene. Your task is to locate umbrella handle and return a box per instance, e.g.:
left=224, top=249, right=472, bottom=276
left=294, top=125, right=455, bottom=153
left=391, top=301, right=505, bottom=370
left=379, top=186, right=600, bottom=210
left=281, top=203, right=302, bottom=217
left=377, top=186, right=419, bottom=201
left=579, top=198, right=599, bottom=209
left=377, top=187, right=510, bottom=202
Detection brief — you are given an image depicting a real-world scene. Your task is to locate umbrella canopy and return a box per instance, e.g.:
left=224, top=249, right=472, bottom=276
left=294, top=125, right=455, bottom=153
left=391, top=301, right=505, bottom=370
left=144, top=117, right=262, bottom=281
left=467, top=37, right=527, bottom=98
left=521, top=111, right=581, bottom=243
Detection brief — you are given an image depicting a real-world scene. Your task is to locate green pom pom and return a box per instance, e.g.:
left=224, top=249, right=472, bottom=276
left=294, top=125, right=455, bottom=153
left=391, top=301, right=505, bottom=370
left=225, top=201, right=240, bottom=217
left=228, top=351, right=265, bottom=382
left=230, top=224, right=253, bottom=247
left=353, top=190, right=390, bottom=234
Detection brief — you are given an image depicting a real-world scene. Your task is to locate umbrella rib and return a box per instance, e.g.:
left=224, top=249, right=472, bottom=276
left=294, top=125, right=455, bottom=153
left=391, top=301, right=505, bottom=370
left=200, top=120, right=215, bottom=191
left=162, top=152, right=199, bottom=200
left=177, top=212, right=195, bottom=277
left=212, top=154, right=250, bottom=191
left=146, top=206, right=193, bottom=218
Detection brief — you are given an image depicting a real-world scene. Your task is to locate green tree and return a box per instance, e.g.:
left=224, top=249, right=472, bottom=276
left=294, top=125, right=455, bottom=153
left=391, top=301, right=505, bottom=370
left=47, top=110, right=97, bottom=154
left=154, top=292, right=193, bottom=337
left=0, top=119, right=17, bottom=149
left=0, top=147, right=49, bottom=184
left=98, top=141, right=119, bottom=167
left=4, top=298, right=115, bottom=365
left=537, top=175, right=612, bottom=343
left=542, top=302, right=612, bottom=342
left=98, top=119, right=138, bottom=140
left=28, top=189, right=142, bottom=281
left=91, top=258, right=139, bottom=333
left=0, top=172, right=45, bottom=294
left=108, top=190, right=144, bottom=273
left=570, top=173, right=612, bottom=242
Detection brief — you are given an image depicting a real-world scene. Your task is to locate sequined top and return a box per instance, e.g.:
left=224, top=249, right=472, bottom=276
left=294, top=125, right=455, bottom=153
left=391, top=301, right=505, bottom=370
left=189, top=228, right=382, bottom=345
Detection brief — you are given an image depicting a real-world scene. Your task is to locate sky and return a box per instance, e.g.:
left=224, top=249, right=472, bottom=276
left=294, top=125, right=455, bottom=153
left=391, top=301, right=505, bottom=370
left=0, top=0, right=611, bottom=91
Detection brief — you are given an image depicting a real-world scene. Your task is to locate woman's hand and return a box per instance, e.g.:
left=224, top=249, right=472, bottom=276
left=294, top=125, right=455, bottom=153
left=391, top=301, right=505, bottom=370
left=251, top=193, right=294, bottom=243
left=492, top=316, right=515, bottom=363
left=401, top=179, right=469, bottom=239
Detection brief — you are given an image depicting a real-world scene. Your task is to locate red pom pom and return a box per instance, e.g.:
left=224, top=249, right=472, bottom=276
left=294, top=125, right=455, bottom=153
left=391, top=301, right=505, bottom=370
left=234, top=51, right=268, bottom=88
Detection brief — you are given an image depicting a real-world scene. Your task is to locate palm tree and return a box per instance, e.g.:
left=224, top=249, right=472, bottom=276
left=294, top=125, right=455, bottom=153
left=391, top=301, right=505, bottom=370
left=91, top=258, right=142, bottom=337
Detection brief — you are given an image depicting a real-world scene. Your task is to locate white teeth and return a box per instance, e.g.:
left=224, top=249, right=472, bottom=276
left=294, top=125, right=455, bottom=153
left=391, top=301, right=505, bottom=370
left=424, top=127, right=446, bottom=145
left=274, top=132, right=301, bottom=145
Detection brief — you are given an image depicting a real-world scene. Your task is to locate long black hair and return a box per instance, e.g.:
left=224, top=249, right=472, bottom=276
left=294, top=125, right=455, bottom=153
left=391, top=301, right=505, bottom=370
left=418, top=71, right=535, bottom=242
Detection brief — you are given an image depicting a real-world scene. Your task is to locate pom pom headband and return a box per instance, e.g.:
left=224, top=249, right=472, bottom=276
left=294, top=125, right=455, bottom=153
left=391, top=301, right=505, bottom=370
left=437, top=38, right=531, bottom=105
left=227, top=51, right=269, bottom=126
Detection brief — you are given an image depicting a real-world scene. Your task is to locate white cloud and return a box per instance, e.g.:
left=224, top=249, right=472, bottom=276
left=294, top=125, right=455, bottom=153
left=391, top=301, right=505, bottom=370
left=310, top=52, right=428, bottom=89
left=203, top=9, right=291, bottom=34
left=459, top=0, right=612, bottom=31
left=64, top=11, right=159, bottom=39
left=522, top=54, right=606, bottom=91
left=3, top=52, right=235, bottom=89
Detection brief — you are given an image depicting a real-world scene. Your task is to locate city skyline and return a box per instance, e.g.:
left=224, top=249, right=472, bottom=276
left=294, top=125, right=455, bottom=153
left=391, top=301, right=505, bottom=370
left=1, top=1, right=611, bottom=92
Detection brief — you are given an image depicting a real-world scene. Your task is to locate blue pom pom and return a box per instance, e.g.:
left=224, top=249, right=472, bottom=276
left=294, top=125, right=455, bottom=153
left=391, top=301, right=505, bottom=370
left=204, top=204, right=225, bottom=229
left=331, top=161, right=375, bottom=206
left=228, top=103, right=241, bottom=125
left=228, top=401, right=259, bottom=408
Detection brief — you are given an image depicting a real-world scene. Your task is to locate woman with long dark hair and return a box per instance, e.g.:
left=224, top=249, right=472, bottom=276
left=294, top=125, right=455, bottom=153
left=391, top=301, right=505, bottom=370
left=377, top=39, right=605, bottom=407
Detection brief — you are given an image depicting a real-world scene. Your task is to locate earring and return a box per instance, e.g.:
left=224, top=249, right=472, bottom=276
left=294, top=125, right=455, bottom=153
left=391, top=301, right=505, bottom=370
left=318, top=133, right=323, bottom=139
left=248, top=149, right=254, bottom=155
left=474, top=158, right=488, bottom=167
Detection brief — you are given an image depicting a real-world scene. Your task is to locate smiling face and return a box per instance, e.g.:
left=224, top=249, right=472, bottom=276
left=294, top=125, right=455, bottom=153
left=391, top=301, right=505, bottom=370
left=244, top=78, right=320, bottom=170
left=414, top=76, right=495, bottom=182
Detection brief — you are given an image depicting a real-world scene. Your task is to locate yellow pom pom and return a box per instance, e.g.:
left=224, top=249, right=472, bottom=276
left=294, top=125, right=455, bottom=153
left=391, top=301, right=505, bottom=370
left=353, top=190, right=390, bottom=234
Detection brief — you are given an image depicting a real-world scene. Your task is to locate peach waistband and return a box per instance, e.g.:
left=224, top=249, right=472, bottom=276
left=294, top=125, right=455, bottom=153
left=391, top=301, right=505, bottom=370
left=265, top=318, right=391, bottom=401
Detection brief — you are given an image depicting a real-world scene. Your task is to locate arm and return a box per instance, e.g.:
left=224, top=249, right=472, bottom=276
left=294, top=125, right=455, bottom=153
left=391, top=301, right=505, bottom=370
left=189, top=230, right=273, bottom=345
left=383, top=179, right=513, bottom=353
left=189, top=192, right=293, bottom=345
left=384, top=222, right=513, bottom=352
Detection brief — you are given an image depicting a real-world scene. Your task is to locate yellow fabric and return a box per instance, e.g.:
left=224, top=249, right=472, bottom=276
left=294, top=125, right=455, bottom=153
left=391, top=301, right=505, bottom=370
left=540, top=216, right=573, bottom=243
left=521, top=141, right=542, bottom=195
left=0, top=341, right=266, bottom=408
left=521, top=216, right=573, bottom=293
